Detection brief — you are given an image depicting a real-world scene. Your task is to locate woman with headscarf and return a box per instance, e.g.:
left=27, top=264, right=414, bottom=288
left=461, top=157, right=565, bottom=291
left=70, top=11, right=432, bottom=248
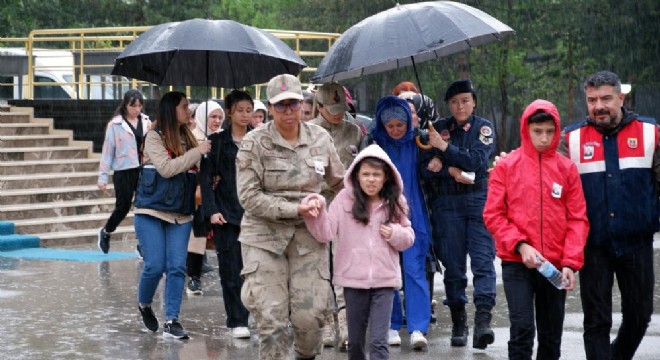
left=192, top=100, right=224, bottom=139
left=251, top=99, right=268, bottom=129
left=186, top=100, right=224, bottom=295
left=369, top=95, right=432, bottom=350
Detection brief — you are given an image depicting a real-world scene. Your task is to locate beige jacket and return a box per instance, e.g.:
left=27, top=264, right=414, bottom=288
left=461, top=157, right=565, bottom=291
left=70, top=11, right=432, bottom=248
left=236, top=121, right=345, bottom=255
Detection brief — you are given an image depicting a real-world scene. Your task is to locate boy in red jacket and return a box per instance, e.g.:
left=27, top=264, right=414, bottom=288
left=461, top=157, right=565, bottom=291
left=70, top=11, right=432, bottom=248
left=483, top=99, right=589, bottom=359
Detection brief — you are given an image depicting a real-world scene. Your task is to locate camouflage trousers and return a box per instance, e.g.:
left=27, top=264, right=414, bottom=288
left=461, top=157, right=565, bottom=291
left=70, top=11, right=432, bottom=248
left=241, top=227, right=332, bottom=360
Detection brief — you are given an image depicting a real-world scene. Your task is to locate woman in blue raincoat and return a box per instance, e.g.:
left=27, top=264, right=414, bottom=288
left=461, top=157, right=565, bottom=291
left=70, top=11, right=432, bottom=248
left=369, top=95, right=431, bottom=350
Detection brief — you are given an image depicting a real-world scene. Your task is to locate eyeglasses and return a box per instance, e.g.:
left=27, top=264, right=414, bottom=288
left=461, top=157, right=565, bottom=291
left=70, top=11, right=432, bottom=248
left=273, top=100, right=302, bottom=113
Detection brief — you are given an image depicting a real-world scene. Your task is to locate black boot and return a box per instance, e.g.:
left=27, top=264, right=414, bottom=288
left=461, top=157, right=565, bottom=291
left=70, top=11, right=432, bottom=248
left=473, top=307, right=495, bottom=349
left=450, top=308, right=468, bottom=347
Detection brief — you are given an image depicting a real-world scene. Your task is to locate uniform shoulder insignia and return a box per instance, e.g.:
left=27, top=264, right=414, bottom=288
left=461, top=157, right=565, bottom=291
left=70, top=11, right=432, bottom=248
left=259, top=137, right=274, bottom=150
left=240, top=140, right=254, bottom=151
left=480, top=125, right=493, bottom=137
left=236, top=158, right=252, bottom=169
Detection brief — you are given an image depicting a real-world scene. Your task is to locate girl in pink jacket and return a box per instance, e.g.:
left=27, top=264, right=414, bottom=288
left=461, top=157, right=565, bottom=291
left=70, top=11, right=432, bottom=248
left=302, top=144, right=414, bottom=360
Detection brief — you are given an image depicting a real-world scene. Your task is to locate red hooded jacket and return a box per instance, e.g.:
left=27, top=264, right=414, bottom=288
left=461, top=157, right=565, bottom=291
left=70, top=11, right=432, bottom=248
left=483, top=100, right=589, bottom=270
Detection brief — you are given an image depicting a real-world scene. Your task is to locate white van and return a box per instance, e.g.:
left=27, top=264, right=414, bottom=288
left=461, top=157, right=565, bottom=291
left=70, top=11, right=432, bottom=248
left=0, top=47, right=77, bottom=99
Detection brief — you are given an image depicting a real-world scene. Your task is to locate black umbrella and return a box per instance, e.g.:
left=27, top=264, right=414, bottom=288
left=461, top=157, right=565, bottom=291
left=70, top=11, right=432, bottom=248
left=111, top=18, right=306, bottom=89
left=311, top=1, right=514, bottom=85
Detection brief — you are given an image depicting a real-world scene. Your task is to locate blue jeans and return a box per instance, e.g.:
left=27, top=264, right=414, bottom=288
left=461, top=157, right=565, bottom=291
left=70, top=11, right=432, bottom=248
left=502, top=261, right=566, bottom=360
left=430, top=191, right=496, bottom=310
left=135, top=214, right=191, bottom=321
left=580, top=242, right=655, bottom=360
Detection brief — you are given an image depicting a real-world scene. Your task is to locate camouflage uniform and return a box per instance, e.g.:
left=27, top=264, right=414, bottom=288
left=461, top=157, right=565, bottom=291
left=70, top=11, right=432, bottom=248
left=237, top=120, right=344, bottom=359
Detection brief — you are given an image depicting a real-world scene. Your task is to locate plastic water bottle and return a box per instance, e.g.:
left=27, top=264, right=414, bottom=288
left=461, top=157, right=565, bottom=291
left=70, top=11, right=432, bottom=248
left=537, top=258, right=566, bottom=289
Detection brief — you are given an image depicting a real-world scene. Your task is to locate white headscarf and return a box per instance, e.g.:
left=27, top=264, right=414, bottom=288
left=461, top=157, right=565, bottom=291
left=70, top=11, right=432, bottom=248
left=194, top=100, right=224, bottom=134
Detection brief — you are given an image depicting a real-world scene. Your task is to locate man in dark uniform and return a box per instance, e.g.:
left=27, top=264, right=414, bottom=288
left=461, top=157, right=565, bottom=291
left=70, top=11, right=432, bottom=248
left=419, top=79, right=497, bottom=350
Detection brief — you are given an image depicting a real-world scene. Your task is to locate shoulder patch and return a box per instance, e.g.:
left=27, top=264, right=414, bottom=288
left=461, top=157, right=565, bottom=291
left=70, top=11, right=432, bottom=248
left=480, top=125, right=492, bottom=137
left=259, top=137, right=274, bottom=150
left=236, top=158, right=252, bottom=169
left=240, top=140, right=254, bottom=151
left=479, top=134, right=493, bottom=145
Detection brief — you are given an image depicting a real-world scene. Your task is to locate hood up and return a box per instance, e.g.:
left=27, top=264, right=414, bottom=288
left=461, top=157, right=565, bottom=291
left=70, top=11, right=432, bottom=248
left=371, top=95, right=413, bottom=145
left=520, top=99, right=561, bottom=158
left=343, top=144, right=405, bottom=196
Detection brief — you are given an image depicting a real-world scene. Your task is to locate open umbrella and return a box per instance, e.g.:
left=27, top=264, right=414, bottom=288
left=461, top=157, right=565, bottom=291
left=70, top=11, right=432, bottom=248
left=311, top=1, right=513, bottom=84
left=111, top=18, right=306, bottom=89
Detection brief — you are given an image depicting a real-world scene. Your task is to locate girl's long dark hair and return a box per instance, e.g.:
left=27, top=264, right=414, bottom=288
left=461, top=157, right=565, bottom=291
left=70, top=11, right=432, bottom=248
left=222, top=89, right=254, bottom=131
left=350, top=157, right=406, bottom=225
left=114, top=89, right=144, bottom=119
left=154, top=91, right=197, bottom=156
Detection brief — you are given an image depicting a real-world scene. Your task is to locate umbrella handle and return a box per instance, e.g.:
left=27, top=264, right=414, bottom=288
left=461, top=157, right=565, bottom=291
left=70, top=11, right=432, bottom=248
left=415, top=122, right=436, bottom=150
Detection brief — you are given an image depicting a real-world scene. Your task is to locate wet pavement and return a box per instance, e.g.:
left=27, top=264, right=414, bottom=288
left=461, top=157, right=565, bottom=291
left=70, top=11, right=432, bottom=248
left=0, top=239, right=659, bottom=360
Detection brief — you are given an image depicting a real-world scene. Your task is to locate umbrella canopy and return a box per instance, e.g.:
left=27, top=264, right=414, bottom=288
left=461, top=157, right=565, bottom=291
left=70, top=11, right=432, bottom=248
left=311, top=1, right=514, bottom=83
left=112, top=18, right=306, bottom=88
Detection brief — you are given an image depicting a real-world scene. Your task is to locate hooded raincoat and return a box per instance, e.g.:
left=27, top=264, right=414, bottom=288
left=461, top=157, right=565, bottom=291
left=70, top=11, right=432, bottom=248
left=370, top=95, right=431, bottom=334
left=483, top=99, right=589, bottom=270
left=302, top=144, right=414, bottom=289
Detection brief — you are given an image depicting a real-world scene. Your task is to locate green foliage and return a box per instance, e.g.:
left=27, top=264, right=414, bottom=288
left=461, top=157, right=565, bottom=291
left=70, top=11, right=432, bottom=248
left=3, top=0, right=658, bottom=151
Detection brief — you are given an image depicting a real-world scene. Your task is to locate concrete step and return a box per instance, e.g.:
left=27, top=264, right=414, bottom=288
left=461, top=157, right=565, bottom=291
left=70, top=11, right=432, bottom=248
left=0, top=123, right=51, bottom=135
left=0, top=171, right=108, bottom=190
left=0, top=159, right=100, bottom=175
left=0, top=198, right=118, bottom=220
left=13, top=212, right=134, bottom=235
left=0, top=134, right=71, bottom=147
left=0, top=184, right=114, bottom=205
left=0, top=146, right=90, bottom=161
left=0, top=234, right=40, bottom=250
left=36, top=225, right=136, bottom=247
left=0, top=113, right=31, bottom=124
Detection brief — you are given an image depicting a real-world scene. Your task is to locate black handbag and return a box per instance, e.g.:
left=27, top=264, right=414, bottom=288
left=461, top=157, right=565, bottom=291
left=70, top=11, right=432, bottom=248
left=192, top=204, right=211, bottom=237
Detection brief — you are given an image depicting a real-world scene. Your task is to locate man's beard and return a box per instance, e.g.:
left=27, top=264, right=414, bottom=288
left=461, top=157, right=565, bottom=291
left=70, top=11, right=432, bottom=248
left=593, top=109, right=618, bottom=128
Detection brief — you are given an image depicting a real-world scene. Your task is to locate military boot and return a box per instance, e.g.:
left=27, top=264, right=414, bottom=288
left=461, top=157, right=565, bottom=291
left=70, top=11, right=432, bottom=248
left=473, top=307, right=495, bottom=349
left=450, top=308, right=468, bottom=347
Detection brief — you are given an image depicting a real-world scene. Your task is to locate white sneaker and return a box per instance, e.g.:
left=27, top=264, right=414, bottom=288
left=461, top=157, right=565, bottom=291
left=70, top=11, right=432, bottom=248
left=231, top=326, right=251, bottom=339
left=410, top=330, right=427, bottom=350
left=388, top=329, right=401, bottom=346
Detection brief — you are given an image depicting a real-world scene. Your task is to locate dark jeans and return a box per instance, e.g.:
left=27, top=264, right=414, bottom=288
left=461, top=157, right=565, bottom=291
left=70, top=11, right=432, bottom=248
left=344, top=287, right=394, bottom=360
left=214, top=222, right=249, bottom=328
left=430, top=192, right=496, bottom=310
left=502, top=261, right=566, bottom=360
left=105, top=167, right=139, bottom=233
left=580, top=242, right=655, bottom=360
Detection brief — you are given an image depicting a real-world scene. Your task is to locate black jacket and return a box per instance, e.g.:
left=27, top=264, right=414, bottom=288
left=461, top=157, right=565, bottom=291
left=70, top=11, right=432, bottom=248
left=200, top=127, right=245, bottom=226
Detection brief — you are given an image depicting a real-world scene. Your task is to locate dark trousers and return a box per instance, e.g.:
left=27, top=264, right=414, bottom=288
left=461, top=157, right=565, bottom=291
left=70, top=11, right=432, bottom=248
left=580, top=242, right=655, bottom=360
left=344, top=287, right=394, bottom=360
left=502, top=261, right=566, bottom=360
left=105, top=167, right=140, bottom=233
left=430, top=191, right=496, bottom=310
left=186, top=252, right=203, bottom=278
left=214, top=222, right=249, bottom=328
